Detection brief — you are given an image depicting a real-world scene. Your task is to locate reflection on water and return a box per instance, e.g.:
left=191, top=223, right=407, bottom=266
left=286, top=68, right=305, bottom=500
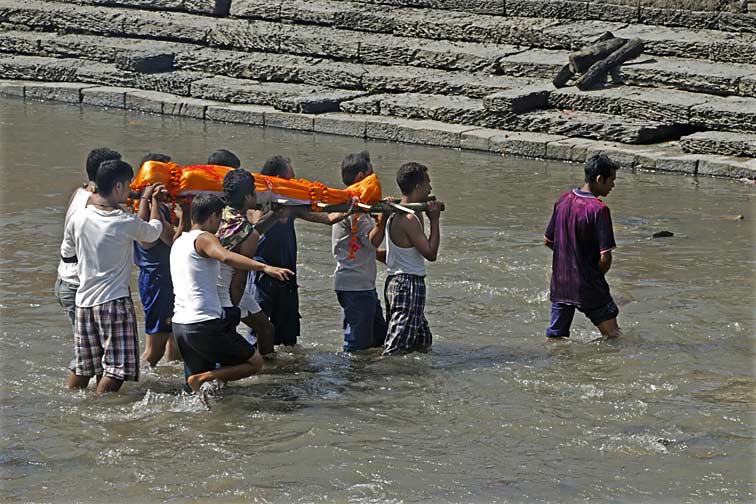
left=0, top=98, right=754, bottom=502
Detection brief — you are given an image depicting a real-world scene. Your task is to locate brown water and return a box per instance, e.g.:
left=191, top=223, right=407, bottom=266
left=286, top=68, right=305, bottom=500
left=0, top=97, right=754, bottom=503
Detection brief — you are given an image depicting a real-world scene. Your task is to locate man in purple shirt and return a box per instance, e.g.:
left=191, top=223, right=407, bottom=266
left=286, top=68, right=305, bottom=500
left=544, top=154, right=622, bottom=340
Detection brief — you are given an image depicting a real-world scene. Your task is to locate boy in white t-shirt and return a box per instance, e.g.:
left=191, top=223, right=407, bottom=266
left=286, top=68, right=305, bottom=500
left=62, top=160, right=165, bottom=396
left=55, top=147, right=122, bottom=380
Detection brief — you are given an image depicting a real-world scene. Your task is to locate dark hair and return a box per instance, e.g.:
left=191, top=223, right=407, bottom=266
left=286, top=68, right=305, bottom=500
left=140, top=153, right=171, bottom=166
left=190, top=193, right=225, bottom=224
left=223, top=169, right=256, bottom=209
left=584, top=154, right=618, bottom=183
left=396, top=162, right=428, bottom=195
left=95, top=160, right=133, bottom=196
left=208, top=149, right=241, bottom=169
left=86, top=148, right=121, bottom=182
left=261, top=155, right=291, bottom=177
left=341, top=151, right=371, bottom=185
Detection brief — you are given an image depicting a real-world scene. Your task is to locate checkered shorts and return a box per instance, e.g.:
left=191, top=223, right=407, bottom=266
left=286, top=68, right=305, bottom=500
left=383, top=274, right=432, bottom=355
left=74, top=297, right=140, bottom=381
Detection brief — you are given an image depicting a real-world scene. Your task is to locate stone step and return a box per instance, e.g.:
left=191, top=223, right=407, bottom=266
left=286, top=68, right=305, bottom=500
left=0, top=30, right=542, bottom=98
left=46, top=0, right=230, bottom=16
left=680, top=131, right=756, bottom=157
left=497, top=48, right=756, bottom=98
left=188, top=75, right=366, bottom=113
left=547, top=85, right=756, bottom=133
left=515, top=108, right=681, bottom=144
left=3, top=0, right=754, bottom=65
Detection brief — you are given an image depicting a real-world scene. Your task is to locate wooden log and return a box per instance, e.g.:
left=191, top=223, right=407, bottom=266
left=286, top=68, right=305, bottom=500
left=576, top=39, right=645, bottom=91
left=569, top=37, right=627, bottom=74
left=552, top=64, right=574, bottom=88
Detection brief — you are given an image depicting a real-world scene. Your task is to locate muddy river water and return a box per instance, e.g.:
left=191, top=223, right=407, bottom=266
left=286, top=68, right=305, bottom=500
left=0, top=97, right=754, bottom=502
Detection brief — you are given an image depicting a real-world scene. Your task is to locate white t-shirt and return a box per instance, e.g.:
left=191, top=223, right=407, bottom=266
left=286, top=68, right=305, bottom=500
left=57, top=187, right=92, bottom=285
left=332, top=214, right=378, bottom=291
left=62, top=206, right=163, bottom=307
left=171, top=230, right=223, bottom=324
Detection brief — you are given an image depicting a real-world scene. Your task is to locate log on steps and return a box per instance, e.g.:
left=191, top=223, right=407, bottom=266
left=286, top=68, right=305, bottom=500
left=576, top=38, right=645, bottom=90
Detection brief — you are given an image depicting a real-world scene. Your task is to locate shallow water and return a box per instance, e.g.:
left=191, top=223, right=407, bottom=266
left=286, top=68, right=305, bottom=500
left=0, top=97, right=754, bottom=503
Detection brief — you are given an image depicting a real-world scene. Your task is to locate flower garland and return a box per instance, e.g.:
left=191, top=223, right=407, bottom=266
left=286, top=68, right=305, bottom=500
left=347, top=213, right=362, bottom=260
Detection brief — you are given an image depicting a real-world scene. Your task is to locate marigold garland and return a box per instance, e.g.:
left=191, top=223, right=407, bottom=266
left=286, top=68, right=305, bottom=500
left=347, top=213, right=362, bottom=261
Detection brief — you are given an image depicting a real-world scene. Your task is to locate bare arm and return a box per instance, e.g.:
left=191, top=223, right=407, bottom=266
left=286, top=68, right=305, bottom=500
left=402, top=202, right=441, bottom=261
left=599, top=251, right=612, bottom=274
left=251, top=206, right=289, bottom=235
left=369, top=213, right=388, bottom=249
left=543, top=237, right=554, bottom=250
left=195, top=232, right=294, bottom=281
left=296, top=197, right=357, bottom=225
left=173, top=203, right=190, bottom=243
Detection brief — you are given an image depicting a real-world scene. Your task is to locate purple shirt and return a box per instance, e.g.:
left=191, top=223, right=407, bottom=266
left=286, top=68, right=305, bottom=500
left=545, top=189, right=616, bottom=308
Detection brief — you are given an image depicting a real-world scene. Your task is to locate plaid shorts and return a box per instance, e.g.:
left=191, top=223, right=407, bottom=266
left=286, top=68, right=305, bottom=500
left=383, top=274, right=432, bottom=356
left=75, top=297, right=140, bottom=381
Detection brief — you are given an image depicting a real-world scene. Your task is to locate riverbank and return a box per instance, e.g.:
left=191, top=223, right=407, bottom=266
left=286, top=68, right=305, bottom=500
left=3, top=80, right=755, bottom=179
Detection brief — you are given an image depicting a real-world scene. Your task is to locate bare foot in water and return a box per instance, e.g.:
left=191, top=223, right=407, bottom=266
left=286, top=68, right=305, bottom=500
left=187, top=373, right=207, bottom=393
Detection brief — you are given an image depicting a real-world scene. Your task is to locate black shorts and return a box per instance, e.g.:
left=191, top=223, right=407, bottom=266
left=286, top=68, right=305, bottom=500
left=173, top=317, right=257, bottom=376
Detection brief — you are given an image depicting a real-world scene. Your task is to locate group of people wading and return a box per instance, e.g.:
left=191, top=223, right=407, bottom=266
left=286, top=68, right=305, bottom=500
left=56, top=148, right=443, bottom=398
left=56, top=147, right=621, bottom=401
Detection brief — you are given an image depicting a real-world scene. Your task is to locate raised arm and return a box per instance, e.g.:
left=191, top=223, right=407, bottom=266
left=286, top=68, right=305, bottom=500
left=403, top=202, right=441, bottom=261
left=195, top=232, right=294, bottom=281
left=296, top=197, right=357, bottom=225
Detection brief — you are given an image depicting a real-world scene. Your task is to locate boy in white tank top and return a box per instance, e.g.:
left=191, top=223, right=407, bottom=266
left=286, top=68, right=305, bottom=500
left=170, top=194, right=294, bottom=395
left=383, top=162, right=441, bottom=355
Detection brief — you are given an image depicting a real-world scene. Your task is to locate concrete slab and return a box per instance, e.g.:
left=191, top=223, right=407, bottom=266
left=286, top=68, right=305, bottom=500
left=24, top=81, right=95, bottom=103
left=81, top=86, right=132, bottom=108
left=313, top=112, right=368, bottom=137
left=697, top=156, right=756, bottom=178
left=460, top=128, right=501, bottom=151
left=161, top=96, right=219, bottom=119
left=205, top=104, right=269, bottom=126
left=265, top=111, right=315, bottom=131
left=365, top=116, right=474, bottom=148
left=489, top=131, right=567, bottom=158
left=0, top=80, right=27, bottom=97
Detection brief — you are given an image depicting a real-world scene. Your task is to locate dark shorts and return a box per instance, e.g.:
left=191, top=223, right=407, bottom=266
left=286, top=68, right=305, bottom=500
left=254, top=275, right=300, bottom=346
left=137, top=270, right=174, bottom=335
left=75, top=297, right=140, bottom=381
left=546, top=299, right=620, bottom=338
left=173, top=317, right=257, bottom=377
left=336, top=289, right=387, bottom=352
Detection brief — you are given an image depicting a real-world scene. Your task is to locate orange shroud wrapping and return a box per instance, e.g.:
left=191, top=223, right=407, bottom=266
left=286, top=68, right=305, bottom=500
left=131, top=161, right=382, bottom=206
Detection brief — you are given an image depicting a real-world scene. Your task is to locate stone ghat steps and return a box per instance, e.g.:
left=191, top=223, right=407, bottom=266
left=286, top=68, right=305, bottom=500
left=497, top=48, right=756, bottom=98
left=339, top=92, right=680, bottom=143
left=0, top=31, right=544, bottom=99
left=488, top=85, right=756, bottom=134
left=0, top=55, right=367, bottom=112
left=680, top=131, right=756, bottom=157
left=3, top=0, right=755, bottom=64
left=49, top=0, right=756, bottom=33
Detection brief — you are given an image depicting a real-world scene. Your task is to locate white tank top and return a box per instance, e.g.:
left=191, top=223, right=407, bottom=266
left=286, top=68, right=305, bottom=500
left=170, top=229, right=223, bottom=324
left=217, top=262, right=259, bottom=316
left=386, top=213, right=426, bottom=276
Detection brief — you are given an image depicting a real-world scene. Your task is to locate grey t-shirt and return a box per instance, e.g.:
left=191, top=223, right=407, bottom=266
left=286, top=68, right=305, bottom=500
left=332, top=214, right=378, bottom=291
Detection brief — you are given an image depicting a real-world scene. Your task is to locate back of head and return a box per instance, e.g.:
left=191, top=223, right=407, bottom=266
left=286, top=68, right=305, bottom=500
left=261, top=155, right=291, bottom=178
left=584, top=154, right=618, bottom=183
left=86, top=147, right=122, bottom=182
left=223, top=168, right=255, bottom=209
left=396, top=161, right=428, bottom=195
left=96, top=160, right=133, bottom=196
left=208, top=149, right=241, bottom=169
left=191, top=193, right=225, bottom=224
left=341, top=151, right=371, bottom=185
left=140, top=153, right=171, bottom=166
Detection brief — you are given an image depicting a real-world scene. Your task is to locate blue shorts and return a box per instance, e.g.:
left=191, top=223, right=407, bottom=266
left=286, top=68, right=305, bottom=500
left=546, top=300, right=619, bottom=338
left=138, top=270, right=174, bottom=335
left=336, top=289, right=387, bottom=352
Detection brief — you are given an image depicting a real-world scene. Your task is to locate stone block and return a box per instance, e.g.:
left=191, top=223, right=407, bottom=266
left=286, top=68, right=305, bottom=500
left=161, top=95, right=218, bottom=118
left=586, top=0, right=640, bottom=22
left=740, top=74, right=756, bottom=98
left=280, top=0, right=341, bottom=25
left=81, top=86, right=131, bottom=108
left=135, top=71, right=207, bottom=97
left=680, top=131, right=756, bottom=157
left=697, top=156, right=756, bottom=178
left=24, top=81, right=94, bottom=103
left=489, top=131, right=567, bottom=158
left=584, top=141, right=658, bottom=168
left=690, top=95, right=756, bottom=133
left=265, top=111, right=315, bottom=130
left=334, top=7, right=398, bottom=33
left=120, top=8, right=213, bottom=44
left=274, top=89, right=367, bottom=114
left=0, top=79, right=26, bottom=97
left=313, top=112, right=368, bottom=138
left=365, top=116, right=474, bottom=148
left=114, top=52, right=175, bottom=73
left=229, top=0, right=283, bottom=19
left=184, top=0, right=231, bottom=16
left=639, top=7, right=720, bottom=29
left=0, top=55, right=80, bottom=82
left=208, top=18, right=280, bottom=52
left=507, top=0, right=588, bottom=19
left=717, top=12, right=756, bottom=32
left=545, top=137, right=601, bottom=162
left=654, top=154, right=700, bottom=174
left=483, top=86, right=550, bottom=114
left=125, top=89, right=170, bottom=113
left=340, top=95, right=383, bottom=115
left=460, top=128, right=501, bottom=151
left=1, top=0, right=127, bottom=35
left=205, top=103, right=269, bottom=125
left=377, top=93, right=515, bottom=129
left=75, top=61, right=139, bottom=88
left=622, top=56, right=752, bottom=96
left=279, top=24, right=360, bottom=60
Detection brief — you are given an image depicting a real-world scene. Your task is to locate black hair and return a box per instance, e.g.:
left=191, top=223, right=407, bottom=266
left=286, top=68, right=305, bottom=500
left=208, top=149, right=241, bottom=169
left=140, top=153, right=171, bottom=166
left=190, top=193, right=225, bottom=224
left=396, top=161, right=428, bottom=195
left=261, top=155, right=291, bottom=177
left=341, top=151, right=371, bottom=185
left=584, top=154, right=618, bottom=183
left=86, top=148, right=121, bottom=182
left=223, top=169, right=256, bottom=210
left=95, top=160, right=133, bottom=196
